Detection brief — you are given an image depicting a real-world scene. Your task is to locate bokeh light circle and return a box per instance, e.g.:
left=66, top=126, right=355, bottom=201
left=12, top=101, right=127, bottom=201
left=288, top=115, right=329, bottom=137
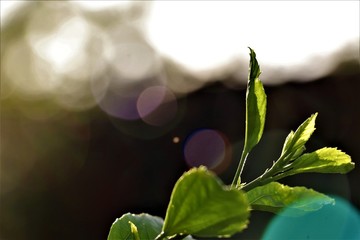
left=109, top=43, right=158, bottom=81
left=263, top=196, right=360, bottom=239
left=98, top=87, right=141, bottom=120
left=137, top=86, right=178, bottom=126
left=183, top=129, right=231, bottom=173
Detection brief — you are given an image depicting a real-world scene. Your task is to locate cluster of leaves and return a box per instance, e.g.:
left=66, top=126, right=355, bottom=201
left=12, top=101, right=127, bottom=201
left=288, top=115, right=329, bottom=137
left=108, top=48, right=354, bottom=240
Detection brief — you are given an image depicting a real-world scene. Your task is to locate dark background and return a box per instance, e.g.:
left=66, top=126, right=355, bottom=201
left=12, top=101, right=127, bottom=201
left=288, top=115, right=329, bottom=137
left=2, top=70, right=360, bottom=239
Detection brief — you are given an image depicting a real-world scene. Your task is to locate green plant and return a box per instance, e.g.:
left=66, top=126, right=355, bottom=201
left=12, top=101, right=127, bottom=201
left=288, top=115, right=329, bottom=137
left=107, top=48, right=355, bottom=240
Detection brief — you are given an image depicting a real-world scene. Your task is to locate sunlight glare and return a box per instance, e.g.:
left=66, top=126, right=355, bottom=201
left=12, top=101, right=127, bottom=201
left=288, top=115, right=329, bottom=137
left=145, top=1, right=359, bottom=78
left=30, top=17, right=90, bottom=74
left=72, top=1, right=131, bottom=11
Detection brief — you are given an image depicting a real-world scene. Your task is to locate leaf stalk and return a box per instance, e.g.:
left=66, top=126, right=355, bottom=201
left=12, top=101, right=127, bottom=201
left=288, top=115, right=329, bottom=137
left=232, top=151, right=249, bottom=188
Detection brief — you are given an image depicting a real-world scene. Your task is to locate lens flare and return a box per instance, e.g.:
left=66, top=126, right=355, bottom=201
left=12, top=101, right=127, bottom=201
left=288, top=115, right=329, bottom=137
left=263, top=196, right=360, bottom=239
left=173, top=136, right=180, bottom=144
left=99, top=88, right=140, bottom=120
left=137, top=86, right=178, bottom=126
left=183, top=129, right=231, bottom=173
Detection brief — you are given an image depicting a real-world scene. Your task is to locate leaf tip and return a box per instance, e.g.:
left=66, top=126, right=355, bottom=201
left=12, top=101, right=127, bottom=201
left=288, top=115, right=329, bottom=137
left=248, top=46, right=255, bottom=55
left=312, top=112, right=319, bottom=120
left=248, top=47, right=261, bottom=80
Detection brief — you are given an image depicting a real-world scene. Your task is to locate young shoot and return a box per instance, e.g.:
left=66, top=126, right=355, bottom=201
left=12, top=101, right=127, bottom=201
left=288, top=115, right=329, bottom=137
left=107, top=48, right=354, bottom=240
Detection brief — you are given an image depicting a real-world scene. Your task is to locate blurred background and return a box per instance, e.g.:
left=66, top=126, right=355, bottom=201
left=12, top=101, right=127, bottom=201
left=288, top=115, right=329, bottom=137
left=1, top=1, right=359, bottom=239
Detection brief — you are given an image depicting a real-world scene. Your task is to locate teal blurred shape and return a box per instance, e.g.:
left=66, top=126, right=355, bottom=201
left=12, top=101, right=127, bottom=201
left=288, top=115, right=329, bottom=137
left=263, top=196, right=360, bottom=240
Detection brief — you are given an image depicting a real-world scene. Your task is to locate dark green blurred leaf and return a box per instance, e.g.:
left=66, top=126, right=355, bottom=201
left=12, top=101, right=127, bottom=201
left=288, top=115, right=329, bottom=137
left=108, top=213, right=163, bottom=240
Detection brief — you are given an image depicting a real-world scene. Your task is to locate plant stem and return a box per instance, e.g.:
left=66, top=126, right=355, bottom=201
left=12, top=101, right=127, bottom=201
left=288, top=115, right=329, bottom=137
left=242, top=174, right=272, bottom=191
left=231, top=150, right=249, bottom=188
left=242, top=156, right=294, bottom=191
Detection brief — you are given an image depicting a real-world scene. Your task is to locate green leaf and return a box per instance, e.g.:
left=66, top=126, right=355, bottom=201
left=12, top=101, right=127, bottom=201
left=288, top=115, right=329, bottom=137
left=288, top=147, right=354, bottom=174
left=281, top=130, right=294, bottom=154
left=244, top=47, right=267, bottom=153
left=233, top=48, right=267, bottom=186
left=108, top=213, right=163, bottom=240
left=161, top=167, right=250, bottom=238
left=281, top=131, right=306, bottom=161
left=280, top=113, right=317, bottom=160
left=246, top=182, right=334, bottom=216
left=129, top=221, right=140, bottom=240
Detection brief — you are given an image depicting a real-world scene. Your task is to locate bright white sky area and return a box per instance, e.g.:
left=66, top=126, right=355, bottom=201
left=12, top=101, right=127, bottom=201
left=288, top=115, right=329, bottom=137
left=146, top=1, right=359, bottom=68
left=2, top=1, right=359, bottom=84
left=144, top=1, right=359, bottom=82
